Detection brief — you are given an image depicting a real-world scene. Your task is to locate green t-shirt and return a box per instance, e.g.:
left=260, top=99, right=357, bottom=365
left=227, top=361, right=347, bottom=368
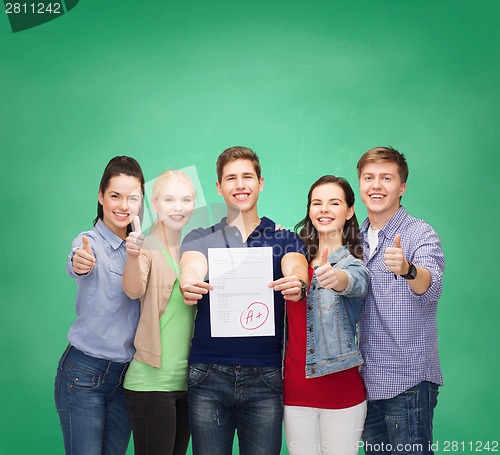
left=124, top=250, right=195, bottom=392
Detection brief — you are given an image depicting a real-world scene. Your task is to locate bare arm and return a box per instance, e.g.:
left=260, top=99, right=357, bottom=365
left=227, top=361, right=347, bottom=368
left=180, top=251, right=212, bottom=305
left=270, top=252, right=309, bottom=302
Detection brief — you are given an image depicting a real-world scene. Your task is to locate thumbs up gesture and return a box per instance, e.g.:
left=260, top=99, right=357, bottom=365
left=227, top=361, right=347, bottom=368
left=72, top=235, right=96, bottom=275
left=384, top=234, right=408, bottom=276
left=125, top=216, right=144, bottom=257
left=315, top=246, right=342, bottom=290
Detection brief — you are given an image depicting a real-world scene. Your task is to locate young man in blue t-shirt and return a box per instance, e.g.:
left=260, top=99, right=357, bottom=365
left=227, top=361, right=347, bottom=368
left=180, top=146, right=308, bottom=455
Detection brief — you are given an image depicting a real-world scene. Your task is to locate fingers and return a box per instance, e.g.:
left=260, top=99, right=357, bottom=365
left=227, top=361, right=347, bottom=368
left=315, top=263, right=338, bottom=290
left=269, top=276, right=299, bottom=291
left=315, top=249, right=337, bottom=289
left=384, top=234, right=406, bottom=275
left=132, top=216, right=142, bottom=234
left=73, top=237, right=95, bottom=275
left=125, top=219, right=144, bottom=256
left=82, top=235, right=92, bottom=255
left=180, top=280, right=213, bottom=305
left=269, top=276, right=302, bottom=301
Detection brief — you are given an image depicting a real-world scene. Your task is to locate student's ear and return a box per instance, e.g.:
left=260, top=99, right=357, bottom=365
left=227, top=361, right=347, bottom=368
left=216, top=181, right=222, bottom=196
left=98, top=190, right=104, bottom=206
left=346, top=206, right=354, bottom=220
left=399, top=182, right=407, bottom=198
left=259, top=177, right=264, bottom=192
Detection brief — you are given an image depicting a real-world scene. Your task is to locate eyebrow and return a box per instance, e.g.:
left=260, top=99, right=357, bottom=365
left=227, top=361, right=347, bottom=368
left=109, top=190, right=141, bottom=197
left=162, top=194, right=193, bottom=198
left=311, top=198, right=343, bottom=203
left=362, top=172, right=394, bottom=177
left=224, top=172, right=256, bottom=179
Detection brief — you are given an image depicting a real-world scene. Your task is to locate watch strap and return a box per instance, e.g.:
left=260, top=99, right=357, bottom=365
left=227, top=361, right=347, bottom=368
left=401, top=261, right=417, bottom=280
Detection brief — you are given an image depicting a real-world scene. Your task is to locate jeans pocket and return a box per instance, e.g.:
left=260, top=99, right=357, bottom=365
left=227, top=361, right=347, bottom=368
left=188, top=364, right=210, bottom=388
left=385, top=389, right=420, bottom=455
left=260, top=367, right=283, bottom=394
left=69, top=366, right=102, bottom=391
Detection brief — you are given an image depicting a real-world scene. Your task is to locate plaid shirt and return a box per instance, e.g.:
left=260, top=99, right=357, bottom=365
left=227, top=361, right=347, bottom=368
left=358, top=206, right=445, bottom=400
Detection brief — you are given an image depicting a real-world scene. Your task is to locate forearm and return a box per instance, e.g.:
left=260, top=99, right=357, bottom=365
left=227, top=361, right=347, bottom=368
left=282, top=253, right=309, bottom=284
left=180, top=251, right=210, bottom=305
left=123, top=256, right=144, bottom=297
left=406, top=265, right=431, bottom=295
left=180, top=251, right=208, bottom=286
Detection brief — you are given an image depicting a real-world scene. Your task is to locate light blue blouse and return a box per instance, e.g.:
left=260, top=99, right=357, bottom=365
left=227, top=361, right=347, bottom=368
left=66, top=219, right=140, bottom=363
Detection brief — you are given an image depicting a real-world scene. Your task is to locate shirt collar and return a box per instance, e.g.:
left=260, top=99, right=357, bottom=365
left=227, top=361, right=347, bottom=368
left=216, top=216, right=274, bottom=235
left=327, top=245, right=350, bottom=263
left=95, top=219, right=125, bottom=251
left=361, top=206, right=408, bottom=240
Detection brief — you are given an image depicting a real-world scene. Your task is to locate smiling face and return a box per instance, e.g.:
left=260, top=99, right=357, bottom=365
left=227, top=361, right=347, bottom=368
left=309, top=183, right=354, bottom=238
left=216, top=158, right=263, bottom=215
left=98, top=174, right=142, bottom=238
left=359, top=161, right=406, bottom=228
left=152, top=178, right=195, bottom=232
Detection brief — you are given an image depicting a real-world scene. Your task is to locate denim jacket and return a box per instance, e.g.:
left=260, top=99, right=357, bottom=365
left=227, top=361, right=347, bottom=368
left=306, top=245, right=370, bottom=378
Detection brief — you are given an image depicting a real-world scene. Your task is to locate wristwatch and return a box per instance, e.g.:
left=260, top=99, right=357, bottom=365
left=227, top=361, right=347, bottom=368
left=401, top=261, right=417, bottom=280
left=299, top=279, right=308, bottom=300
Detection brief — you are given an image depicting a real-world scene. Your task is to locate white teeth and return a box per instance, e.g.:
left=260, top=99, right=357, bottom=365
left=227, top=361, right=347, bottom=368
left=371, top=195, right=384, bottom=200
left=318, top=218, right=332, bottom=222
left=115, top=213, right=128, bottom=218
left=234, top=194, right=248, bottom=200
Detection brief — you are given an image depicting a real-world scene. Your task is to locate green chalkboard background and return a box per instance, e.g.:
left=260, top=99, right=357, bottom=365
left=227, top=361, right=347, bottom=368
left=1, top=1, right=498, bottom=453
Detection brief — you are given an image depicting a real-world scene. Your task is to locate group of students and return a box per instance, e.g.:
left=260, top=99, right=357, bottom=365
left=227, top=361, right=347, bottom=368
left=54, top=145, right=445, bottom=455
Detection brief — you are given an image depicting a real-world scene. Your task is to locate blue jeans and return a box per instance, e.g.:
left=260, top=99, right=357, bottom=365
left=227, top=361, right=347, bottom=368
left=54, top=345, right=131, bottom=455
left=362, top=381, right=439, bottom=455
left=188, top=364, right=283, bottom=455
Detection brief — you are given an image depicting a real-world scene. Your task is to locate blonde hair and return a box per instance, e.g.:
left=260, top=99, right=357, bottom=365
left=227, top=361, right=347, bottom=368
left=151, top=170, right=196, bottom=203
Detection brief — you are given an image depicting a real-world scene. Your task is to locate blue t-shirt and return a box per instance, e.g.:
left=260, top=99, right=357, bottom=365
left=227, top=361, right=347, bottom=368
left=66, top=219, right=140, bottom=363
left=180, top=216, right=306, bottom=367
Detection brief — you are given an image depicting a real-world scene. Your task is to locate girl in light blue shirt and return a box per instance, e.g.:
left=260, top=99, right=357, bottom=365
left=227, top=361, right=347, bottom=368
left=54, top=156, right=144, bottom=455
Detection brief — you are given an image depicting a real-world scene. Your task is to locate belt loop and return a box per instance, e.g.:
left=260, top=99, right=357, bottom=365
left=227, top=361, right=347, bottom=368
left=118, top=362, right=129, bottom=385
left=58, top=344, right=72, bottom=368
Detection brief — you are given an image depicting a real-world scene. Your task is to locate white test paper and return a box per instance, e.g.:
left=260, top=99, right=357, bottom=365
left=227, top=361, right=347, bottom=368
left=208, top=247, right=275, bottom=337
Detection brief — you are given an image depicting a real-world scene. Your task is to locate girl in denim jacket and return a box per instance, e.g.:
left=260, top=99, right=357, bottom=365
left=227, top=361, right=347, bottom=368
left=284, top=175, right=370, bottom=455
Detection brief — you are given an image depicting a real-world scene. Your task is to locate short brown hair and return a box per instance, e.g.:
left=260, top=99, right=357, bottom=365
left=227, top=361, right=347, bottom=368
left=216, top=146, right=261, bottom=183
left=357, top=146, right=409, bottom=183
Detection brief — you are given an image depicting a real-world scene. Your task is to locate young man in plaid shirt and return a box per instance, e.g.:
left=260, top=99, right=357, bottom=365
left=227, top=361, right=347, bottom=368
left=357, top=146, right=445, bottom=455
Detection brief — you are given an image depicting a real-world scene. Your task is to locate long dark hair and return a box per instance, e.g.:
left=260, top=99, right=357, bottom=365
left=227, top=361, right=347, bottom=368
left=294, top=175, right=363, bottom=261
left=94, top=156, right=145, bottom=233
